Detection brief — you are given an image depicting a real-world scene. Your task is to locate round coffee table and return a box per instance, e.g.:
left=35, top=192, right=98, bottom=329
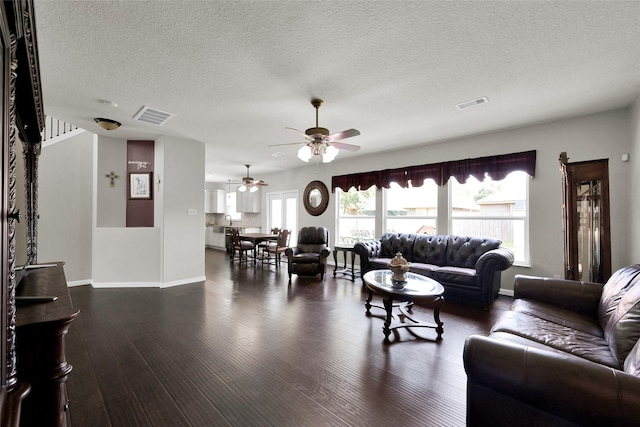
left=363, top=270, right=445, bottom=342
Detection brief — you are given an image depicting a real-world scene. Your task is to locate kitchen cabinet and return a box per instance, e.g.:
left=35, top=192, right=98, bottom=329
left=206, top=226, right=226, bottom=249
left=211, top=232, right=225, bottom=249
left=205, top=226, right=214, bottom=247
left=205, top=189, right=225, bottom=213
left=236, top=187, right=261, bottom=213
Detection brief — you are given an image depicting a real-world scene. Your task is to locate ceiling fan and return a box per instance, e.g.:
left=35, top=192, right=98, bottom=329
left=271, top=99, right=361, bottom=163
left=238, top=164, right=268, bottom=193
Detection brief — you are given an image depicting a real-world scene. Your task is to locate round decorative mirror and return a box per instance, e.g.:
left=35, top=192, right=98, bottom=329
left=303, top=180, right=329, bottom=216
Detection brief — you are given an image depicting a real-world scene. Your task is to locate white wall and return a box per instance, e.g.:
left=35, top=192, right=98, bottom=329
left=38, top=131, right=94, bottom=284
left=157, top=136, right=206, bottom=286
left=260, top=108, right=633, bottom=291
left=92, top=227, right=161, bottom=286
left=96, top=136, right=127, bottom=227
left=630, top=96, right=640, bottom=261
left=38, top=131, right=205, bottom=287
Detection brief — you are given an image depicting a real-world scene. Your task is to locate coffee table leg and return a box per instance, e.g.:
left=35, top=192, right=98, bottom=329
left=332, top=249, right=338, bottom=277
left=433, top=296, right=444, bottom=339
left=365, top=288, right=373, bottom=315
left=382, top=297, right=393, bottom=342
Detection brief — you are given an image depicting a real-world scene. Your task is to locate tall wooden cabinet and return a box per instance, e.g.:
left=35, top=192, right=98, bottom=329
left=559, top=153, right=611, bottom=283
left=16, top=263, right=78, bottom=427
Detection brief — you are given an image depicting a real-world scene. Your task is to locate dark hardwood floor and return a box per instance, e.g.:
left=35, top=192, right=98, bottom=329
left=64, top=248, right=510, bottom=427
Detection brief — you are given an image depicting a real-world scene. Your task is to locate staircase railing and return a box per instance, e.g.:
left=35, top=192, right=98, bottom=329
left=41, top=116, right=83, bottom=143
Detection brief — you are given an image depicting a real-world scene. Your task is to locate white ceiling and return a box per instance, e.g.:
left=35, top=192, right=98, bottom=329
left=33, top=1, right=640, bottom=183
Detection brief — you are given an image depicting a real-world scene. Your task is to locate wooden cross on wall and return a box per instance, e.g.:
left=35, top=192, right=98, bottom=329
left=105, top=171, right=119, bottom=187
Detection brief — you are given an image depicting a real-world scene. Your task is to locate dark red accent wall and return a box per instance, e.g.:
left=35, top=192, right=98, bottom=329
left=126, top=140, right=154, bottom=227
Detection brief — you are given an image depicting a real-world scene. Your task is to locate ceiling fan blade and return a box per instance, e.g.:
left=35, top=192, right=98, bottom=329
left=268, top=141, right=306, bottom=147
left=256, top=182, right=268, bottom=186
left=330, top=128, right=360, bottom=141
left=285, top=127, right=313, bottom=140
left=332, top=141, right=361, bottom=152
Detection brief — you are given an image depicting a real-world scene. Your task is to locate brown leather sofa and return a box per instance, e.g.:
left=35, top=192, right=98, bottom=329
left=354, top=233, right=514, bottom=308
left=285, top=226, right=331, bottom=280
left=464, top=265, right=640, bottom=426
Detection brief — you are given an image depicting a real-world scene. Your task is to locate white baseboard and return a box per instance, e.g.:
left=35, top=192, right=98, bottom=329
left=161, top=276, right=206, bottom=288
left=67, top=279, right=92, bottom=287
left=499, top=288, right=514, bottom=297
left=92, top=281, right=161, bottom=288
left=89, top=276, right=206, bottom=289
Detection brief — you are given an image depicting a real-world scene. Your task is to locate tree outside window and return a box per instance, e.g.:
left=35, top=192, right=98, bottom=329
left=336, top=187, right=376, bottom=245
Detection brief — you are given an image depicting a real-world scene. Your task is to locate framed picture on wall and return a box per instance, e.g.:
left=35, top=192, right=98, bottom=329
left=129, top=172, right=152, bottom=200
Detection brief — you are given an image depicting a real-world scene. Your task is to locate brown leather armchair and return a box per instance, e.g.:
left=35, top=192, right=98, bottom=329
left=285, top=227, right=331, bottom=280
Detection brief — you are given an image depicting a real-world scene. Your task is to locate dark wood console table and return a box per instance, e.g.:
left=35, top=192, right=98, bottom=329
left=15, top=262, right=78, bottom=427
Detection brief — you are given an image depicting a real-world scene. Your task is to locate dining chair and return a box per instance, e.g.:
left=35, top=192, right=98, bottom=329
left=263, top=229, right=290, bottom=268
left=257, top=227, right=280, bottom=256
left=230, top=228, right=255, bottom=265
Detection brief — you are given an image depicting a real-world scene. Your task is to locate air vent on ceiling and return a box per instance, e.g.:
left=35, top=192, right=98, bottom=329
left=133, top=106, right=174, bottom=126
left=455, top=96, right=489, bottom=110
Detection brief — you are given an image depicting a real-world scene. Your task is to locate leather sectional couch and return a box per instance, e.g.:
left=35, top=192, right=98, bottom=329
left=354, top=233, right=514, bottom=308
left=464, top=265, right=640, bottom=426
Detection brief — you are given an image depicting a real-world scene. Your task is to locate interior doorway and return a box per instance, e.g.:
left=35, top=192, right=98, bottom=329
left=559, top=153, right=611, bottom=283
left=267, top=191, right=298, bottom=245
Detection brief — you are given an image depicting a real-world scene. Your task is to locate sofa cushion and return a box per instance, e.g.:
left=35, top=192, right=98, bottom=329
left=624, top=338, right=640, bottom=376
left=432, top=266, right=476, bottom=286
left=491, top=310, right=619, bottom=368
left=412, top=234, right=447, bottom=265
left=488, top=331, right=597, bottom=361
left=598, top=264, right=640, bottom=364
left=408, top=262, right=440, bottom=275
left=292, top=253, right=320, bottom=264
left=510, top=299, right=604, bottom=337
left=380, top=233, right=415, bottom=259
left=445, top=236, right=501, bottom=269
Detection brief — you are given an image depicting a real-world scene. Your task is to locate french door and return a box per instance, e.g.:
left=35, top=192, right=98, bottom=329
left=267, top=191, right=298, bottom=245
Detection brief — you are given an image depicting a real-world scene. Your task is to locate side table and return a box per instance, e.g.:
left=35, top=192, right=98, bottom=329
left=333, top=245, right=357, bottom=281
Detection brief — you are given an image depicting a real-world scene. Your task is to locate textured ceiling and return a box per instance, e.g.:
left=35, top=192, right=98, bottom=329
left=33, top=1, right=640, bottom=182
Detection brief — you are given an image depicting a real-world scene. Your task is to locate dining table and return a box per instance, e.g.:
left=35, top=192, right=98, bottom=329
left=239, top=233, right=279, bottom=264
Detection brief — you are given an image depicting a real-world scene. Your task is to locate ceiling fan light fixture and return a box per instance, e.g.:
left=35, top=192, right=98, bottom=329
left=249, top=185, right=259, bottom=193
left=322, top=145, right=339, bottom=163
left=273, top=99, right=360, bottom=164
left=238, top=184, right=247, bottom=192
left=297, top=145, right=312, bottom=162
left=94, top=117, right=121, bottom=130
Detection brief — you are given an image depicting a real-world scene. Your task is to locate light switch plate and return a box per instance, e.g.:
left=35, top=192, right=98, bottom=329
left=187, top=209, right=197, bottom=216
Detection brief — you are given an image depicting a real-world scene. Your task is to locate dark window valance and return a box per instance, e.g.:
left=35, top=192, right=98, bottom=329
left=331, top=150, right=536, bottom=192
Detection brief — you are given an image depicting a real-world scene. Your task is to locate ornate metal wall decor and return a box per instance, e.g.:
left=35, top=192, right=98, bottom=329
left=6, top=32, right=19, bottom=387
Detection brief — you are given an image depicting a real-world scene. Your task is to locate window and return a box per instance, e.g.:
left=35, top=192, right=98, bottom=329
left=450, top=171, right=529, bottom=264
left=336, top=186, right=376, bottom=245
left=332, top=152, right=534, bottom=264
left=384, top=179, right=438, bottom=235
